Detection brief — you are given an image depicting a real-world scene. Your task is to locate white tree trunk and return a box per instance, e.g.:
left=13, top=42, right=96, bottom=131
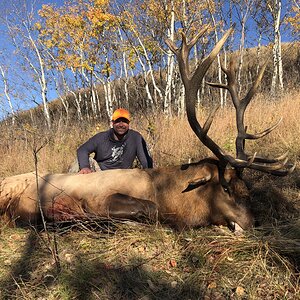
left=47, top=53, right=70, bottom=119
left=105, top=80, right=113, bottom=119
left=26, top=28, right=51, bottom=128
left=137, top=35, right=163, bottom=105
left=179, top=84, right=185, bottom=117
left=95, top=86, right=102, bottom=118
left=256, top=33, right=262, bottom=75
left=208, top=5, right=224, bottom=107
left=72, top=68, right=84, bottom=120
left=122, top=52, right=130, bottom=106
left=164, top=0, right=175, bottom=115
left=118, top=28, right=129, bottom=106
left=0, top=65, right=15, bottom=124
left=237, top=1, right=253, bottom=94
left=80, top=62, right=98, bottom=118
left=131, top=44, right=154, bottom=108
left=270, top=0, right=284, bottom=94
left=95, top=74, right=113, bottom=120
left=70, top=89, right=83, bottom=121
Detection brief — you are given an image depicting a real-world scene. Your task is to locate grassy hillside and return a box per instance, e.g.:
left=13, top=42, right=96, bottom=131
left=0, top=90, right=299, bottom=299
left=9, top=42, right=300, bottom=125
left=1, top=89, right=299, bottom=175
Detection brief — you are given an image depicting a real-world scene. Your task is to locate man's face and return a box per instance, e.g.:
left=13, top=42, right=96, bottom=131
left=112, top=118, right=130, bottom=136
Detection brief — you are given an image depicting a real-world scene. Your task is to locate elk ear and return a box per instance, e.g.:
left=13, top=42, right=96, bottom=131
left=182, top=175, right=212, bottom=193
left=224, top=168, right=237, bottom=181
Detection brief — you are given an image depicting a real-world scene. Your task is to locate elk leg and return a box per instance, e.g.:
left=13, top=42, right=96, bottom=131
left=106, top=193, right=158, bottom=221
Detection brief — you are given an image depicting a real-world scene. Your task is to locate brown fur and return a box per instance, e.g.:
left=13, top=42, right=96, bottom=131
left=0, top=158, right=254, bottom=230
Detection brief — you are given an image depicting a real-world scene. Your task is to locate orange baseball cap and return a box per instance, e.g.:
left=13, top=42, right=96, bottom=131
left=111, top=108, right=131, bottom=122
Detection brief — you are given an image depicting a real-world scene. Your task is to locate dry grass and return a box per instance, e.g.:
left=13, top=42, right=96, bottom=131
left=0, top=220, right=299, bottom=299
left=1, top=90, right=299, bottom=176
left=0, top=90, right=300, bottom=299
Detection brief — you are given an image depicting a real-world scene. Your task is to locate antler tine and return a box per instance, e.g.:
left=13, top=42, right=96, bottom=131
left=203, top=105, right=220, bottom=135
left=165, top=26, right=235, bottom=164
left=165, top=26, right=209, bottom=85
left=165, top=26, right=209, bottom=56
left=243, top=61, right=268, bottom=107
left=252, top=151, right=289, bottom=163
left=208, top=56, right=295, bottom=175
left=166, top=26, right=294, bottom=177
left=267, top=164, right=296, bottom=176
left=189, top=26, right=210, bottom=50
left=165, top=38, right=179, bottom=54
left=243, top=117, right=282, bottom=140
left=192, top=27, right=235, bottom=86
left=240, top=161, right=295, bottom=176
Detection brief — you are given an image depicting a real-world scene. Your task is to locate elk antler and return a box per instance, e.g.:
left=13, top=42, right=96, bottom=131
left=207, top=58, right=295, bottom=175
left=166, top=27, right=235, bottom=165
left=166, top=27, right=295, bottom=176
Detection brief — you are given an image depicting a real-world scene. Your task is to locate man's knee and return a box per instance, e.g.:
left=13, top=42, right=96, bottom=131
left=68, top=159, right=80, bottom=173
left=67, top=157, right=101, bottom=173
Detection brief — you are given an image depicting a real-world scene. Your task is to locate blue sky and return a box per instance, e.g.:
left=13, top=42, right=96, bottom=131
left=0, top=0, right=297, bottom=120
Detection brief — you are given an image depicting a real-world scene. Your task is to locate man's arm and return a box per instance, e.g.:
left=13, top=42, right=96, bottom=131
left=136, top=135, right=153, bottom=168
left=77, top=135, right=98, bottom=172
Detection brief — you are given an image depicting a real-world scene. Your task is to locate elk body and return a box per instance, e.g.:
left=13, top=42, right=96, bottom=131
left=0, top=158, right=253, bottom=230
left=0, top=26, right=294, bottom=231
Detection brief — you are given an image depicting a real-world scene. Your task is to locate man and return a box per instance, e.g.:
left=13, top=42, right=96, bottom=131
left=77, top=108, right=153, bottom=174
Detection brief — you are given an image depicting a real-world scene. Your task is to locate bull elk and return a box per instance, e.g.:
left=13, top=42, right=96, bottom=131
left=0, top=27, right=295, bottom=231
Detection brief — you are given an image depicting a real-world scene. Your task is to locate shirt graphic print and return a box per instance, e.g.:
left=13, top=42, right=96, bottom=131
left=109, top=144, right=126, bottom=163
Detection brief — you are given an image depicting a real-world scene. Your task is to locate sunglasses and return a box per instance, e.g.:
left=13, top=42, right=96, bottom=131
left=113, top=118, right=130, bottom=124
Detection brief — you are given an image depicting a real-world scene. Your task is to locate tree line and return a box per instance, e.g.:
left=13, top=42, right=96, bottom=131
left=0, top=0, right=299, bottom=128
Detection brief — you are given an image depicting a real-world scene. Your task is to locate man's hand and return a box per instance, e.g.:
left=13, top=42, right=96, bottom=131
left=78, top=168, right=92, bottom=174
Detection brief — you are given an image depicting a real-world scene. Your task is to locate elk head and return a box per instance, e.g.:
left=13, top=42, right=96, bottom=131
left=166, top=27, right=295, bottom=230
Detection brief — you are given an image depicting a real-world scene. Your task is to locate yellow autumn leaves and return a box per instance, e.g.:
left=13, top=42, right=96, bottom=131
left=36, top=0, right=117, bottom=71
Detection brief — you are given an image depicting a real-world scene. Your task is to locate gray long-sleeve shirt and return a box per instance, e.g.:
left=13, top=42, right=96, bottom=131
left=77, top=128, right=153, bottom=170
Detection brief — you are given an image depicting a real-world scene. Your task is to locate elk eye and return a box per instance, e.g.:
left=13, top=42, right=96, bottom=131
left=222, top=185, right=231, bottom=195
